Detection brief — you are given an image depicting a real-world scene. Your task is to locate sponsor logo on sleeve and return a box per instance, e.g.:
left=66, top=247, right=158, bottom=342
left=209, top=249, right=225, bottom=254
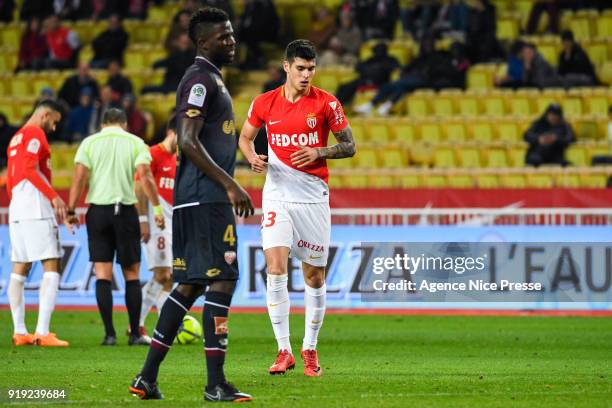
left=26, top=138, right=41, bottom=154
left=188, top=83, right=206, bottom=107
left=329, top=100, right=344, bottom=125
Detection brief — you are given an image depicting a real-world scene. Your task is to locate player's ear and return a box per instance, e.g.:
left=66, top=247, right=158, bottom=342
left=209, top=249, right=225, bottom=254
left=282, top=60, right=290, bottom=74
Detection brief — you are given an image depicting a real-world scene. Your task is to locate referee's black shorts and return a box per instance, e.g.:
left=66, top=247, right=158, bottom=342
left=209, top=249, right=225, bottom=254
left=172, top=203, right=239, bottom=285
left=86, top=204, right=141, bottom=267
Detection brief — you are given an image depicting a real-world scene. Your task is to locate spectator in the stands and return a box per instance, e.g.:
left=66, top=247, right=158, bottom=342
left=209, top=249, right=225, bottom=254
left=336, top=42, right=399, bottom=106
left=91, top=14, right=129, bottom=68
left=53, top=0, right=92, bottom=20
left=400, top=1, right=441, bottom=40
left=58, top=62, right=100, bottom=108
left=524, top=103, right=575, bottom=167
left=126, top=0, right=149, bottom=20
left=0, top=0, right=14, bottom=22
left=263, top=66, right=285, bottom=92
left=364, top=0, right=399, bottom=40
left=558, top=30, right=597, bottom=85
left=319, top=9, right=362, bottom=67
left=38, top=14, right=80, bottom=70
left=237, top=0, right=280, bottom=69
left=0, top=112, right=18, bottom=168
left=164, top=10, right=192, bottom=53
left=465, top=0, right=500, bottom=63
left=65, top=87, right=95, bottom=142
left=526, top=0, right=560, bottom=34
left=89, top=85, right=119, bottom=133
left=142, top=33, right=195, bottom=94
left=121, top=94, right=150, bottom=140
left=307, top=6, right=336, bottom=51
left=16, top=18, right=49, bottom=72
left=520, top=43, right=562, bottom=88
left=496, top=40, right=525, bottom=89
left=106, top=60, right=133, bottom=103
left=354, top=37, right=466, bottom=116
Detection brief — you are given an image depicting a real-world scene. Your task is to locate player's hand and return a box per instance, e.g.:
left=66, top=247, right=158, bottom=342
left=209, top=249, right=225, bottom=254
left=227, top=181, right=254, bottom=217
left=154, top=214, right=165, bottom=230
left=290, top=146, right=320, bottom=168
left=64, top=214, right=79, bottom=235
left=51, top=196, right=68, bottom=224
left=248, top=154, right=268, bottom=173
left=140, top=221, right=151, bottom=243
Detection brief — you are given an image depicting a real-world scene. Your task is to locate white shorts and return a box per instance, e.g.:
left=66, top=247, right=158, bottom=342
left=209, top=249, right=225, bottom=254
left=145, top=232, right=173, bottom=269
left=261, top=200, right=331, bottom=267
left=9, top=218, right=62, bottom=263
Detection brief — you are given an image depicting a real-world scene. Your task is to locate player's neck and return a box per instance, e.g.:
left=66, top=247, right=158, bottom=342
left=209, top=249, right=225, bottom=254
left=161, top=138, right=175, bottom=153
left=197, top=52, right=221, bottom=70
left=283, top=83, right=307, bottom=103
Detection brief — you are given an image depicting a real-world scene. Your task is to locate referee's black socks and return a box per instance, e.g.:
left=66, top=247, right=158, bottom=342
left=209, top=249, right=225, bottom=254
left=141, top=288, right=196, bottom=382
left=203, top=291, right=232, bottom=388
left=125, top=279, right=142, bottom=337
left=95, top=279, right=115, bottom=337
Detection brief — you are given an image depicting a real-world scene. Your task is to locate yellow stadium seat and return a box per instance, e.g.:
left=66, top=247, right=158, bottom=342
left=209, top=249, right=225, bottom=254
left=497, top=18, right=519, bottom=41
left=392, top=120, right=416, bottom=143
left=497, top=121, right=521, bottom=143
left=0, top=100, right=19, bottom=124
left=569, top=17, right=593, bottom=41
left=566, top=146, right=588, bottom=166
left=500, top=173, right=527, bottom=188
left=11, top=75, right=31, bottom=97
left=370, top=175, right=395, bottom=188
left=125, top=50, right=147, bottom=70
left=458, top=97, right=479, bottom=116
left=398, top=173, right=420, bottom=188
left=367, top=122, right=391, bottom=143
left=349, top=122, right=367, bottom=144
left=379, top=148, right=408, bottom=168
left=343, top=174, right=369, bottom=188
left=1, top=25, right=20, bottom=46
left=467, top=70, right=493, bottom=90
left=598, top=61, right=612, bottom=85
left=356, top=148, right=379, bottom=168
left=571, top=117, right=598, bottom=140
left=470, top=122, right=494, bottom=143
left=539, top=44, right=559, bottom=66
left=443, top=121, right=466, bottom=143
left=328, top=176, right=343, bottom=189
left=527, top=173, right=554, bottom=188
left=482, top=96, right=506, bottom=116
left=250, top=175, right=266, bottom=189
left=476, top=174, right=499, bottom=188
left=457, top=147, right=481, bottom=168
left=562, top=98, right=583, bottom=116
left=585, top=96, right=608, bottom=115
left=388, top=43, right=410, bottom=65
left=596, top=15, right=612, bottom=37
left=585, top=42, right=608, bottom=66
left=408, top=143, right=433, bottom=166
left=508, top=147, right=526, bottom=167
left=534, top=96, right=559, bottom=115
left=580, top=173, right=607, bottom=188
left=314, top=74, right=338, bottom=93
left=555, top=172, right=581, bottom=188
left=433, top=147, right=456, bottom=168
left=447, top=174, right=474, bottom=188
left=406, top=97, right=429, bottom=118
left=422, top=173, right=447, bottom=188
left=431, top=97, right=454, bottom=116
left=145, top=48, right=167, bottom=67
left=484, top=148, right=508, bottom=168
left=418, top=121, right=442, bottom=143
left=587, top=144, right=611, bottom=163
left=327, top=156, right=352, bottom=169
left=508, top=96, right=532, bottom=116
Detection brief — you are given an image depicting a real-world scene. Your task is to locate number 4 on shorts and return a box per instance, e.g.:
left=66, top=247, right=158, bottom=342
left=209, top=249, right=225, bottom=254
left=223, top=224, right=236, bottom=247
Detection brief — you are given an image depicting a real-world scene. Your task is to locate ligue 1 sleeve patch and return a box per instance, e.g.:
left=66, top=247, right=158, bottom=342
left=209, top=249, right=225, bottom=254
left=214, top=316, right=229, bottom=335
left=188, top=83, right=206, bottom=107
left=26, top=138, right=41, bottom=154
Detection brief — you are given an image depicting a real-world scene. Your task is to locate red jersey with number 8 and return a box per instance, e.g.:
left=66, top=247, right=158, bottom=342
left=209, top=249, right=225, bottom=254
left=247, top=85, right=348, bottom=203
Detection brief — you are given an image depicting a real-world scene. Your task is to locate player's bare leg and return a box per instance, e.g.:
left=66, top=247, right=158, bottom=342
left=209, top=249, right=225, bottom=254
left=34, top=258, right=68, bottom=347
left=122, top=262, right=148, bottom=345
left=138, top=267, right=172, bottom=338
left=9, top=262, right=34, bottom=345
left=301, top=262, right=325, bottom=376
left=265, top=246, right=296, bottom=374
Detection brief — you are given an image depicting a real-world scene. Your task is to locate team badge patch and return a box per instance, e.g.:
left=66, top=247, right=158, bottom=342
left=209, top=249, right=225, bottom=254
left=214, top=317, right=229, bottom=335
left=306, top=113, right=317, bottom=129
left=224, top=251, right=236, bottom=265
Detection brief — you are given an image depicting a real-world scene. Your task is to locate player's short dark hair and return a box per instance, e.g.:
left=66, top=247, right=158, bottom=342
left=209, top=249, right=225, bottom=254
left=285, top=39, right=316, bottom=63
left=188, top=7, right=229, bottom=45
left=167, top=114, right=177, bottom=133
left=35, top=99, right=63, bottom=115
left=102, top=108, right=127, bottom=125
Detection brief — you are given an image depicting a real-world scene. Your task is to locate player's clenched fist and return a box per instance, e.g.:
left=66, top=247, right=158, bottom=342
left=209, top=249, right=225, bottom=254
left=226, top=181, right=254, bottom=217
left=290, top=146, right=320, bottom=168
left=248, top=154, right=268, bottom=173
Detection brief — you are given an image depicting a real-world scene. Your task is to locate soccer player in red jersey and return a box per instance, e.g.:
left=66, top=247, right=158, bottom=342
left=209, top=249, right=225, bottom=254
left=239, top=40, right=356, bottom=376
left=135, top=115, right=178, bottom=339
left=6, top=100, right=70, bottom=347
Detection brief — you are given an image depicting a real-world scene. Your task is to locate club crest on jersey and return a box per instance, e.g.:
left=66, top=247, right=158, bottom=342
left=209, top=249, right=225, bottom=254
left=306, top=113, right=317, bottom=129
left=224, top=251, right=237, bottom=265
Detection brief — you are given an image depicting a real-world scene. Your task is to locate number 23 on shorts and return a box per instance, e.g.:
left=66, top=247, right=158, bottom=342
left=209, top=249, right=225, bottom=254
left=262, top=211, right=276, bottom=228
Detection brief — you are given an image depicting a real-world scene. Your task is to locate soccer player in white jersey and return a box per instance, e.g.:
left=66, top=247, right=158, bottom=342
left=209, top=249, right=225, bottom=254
left=135, top=116, right=178, bottom=339
left=239, top=40, right=356, bottom=376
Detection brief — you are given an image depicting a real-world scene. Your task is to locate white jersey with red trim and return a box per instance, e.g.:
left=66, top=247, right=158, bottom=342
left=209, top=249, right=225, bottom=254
left=247, top=85, right=348, bottom=204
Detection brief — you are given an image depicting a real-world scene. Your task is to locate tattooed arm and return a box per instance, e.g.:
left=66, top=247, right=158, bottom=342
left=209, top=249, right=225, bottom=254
left=290, top=126, right=357, bottom=168
left=317, top=126, right=356, bottom=159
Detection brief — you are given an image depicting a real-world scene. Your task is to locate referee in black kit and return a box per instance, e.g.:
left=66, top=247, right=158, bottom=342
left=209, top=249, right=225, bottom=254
left=65, top=108, right=165, bottom=346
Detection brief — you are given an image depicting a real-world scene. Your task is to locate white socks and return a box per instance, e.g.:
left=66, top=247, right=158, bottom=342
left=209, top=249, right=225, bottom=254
left=267, top=274, right=291, bottom=353
left=8, top=273, right=27, bottom=335
left=156, top=290, right=170, bottom=315
left=303, top=284, right=326, bottom=351
left=35, top=272, right=60, bottom=336
left=140, top=279, right=163, bottom=326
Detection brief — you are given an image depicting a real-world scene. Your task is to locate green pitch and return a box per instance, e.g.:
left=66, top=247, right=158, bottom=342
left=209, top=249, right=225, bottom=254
left=0, top=310, right=610, bottom=407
